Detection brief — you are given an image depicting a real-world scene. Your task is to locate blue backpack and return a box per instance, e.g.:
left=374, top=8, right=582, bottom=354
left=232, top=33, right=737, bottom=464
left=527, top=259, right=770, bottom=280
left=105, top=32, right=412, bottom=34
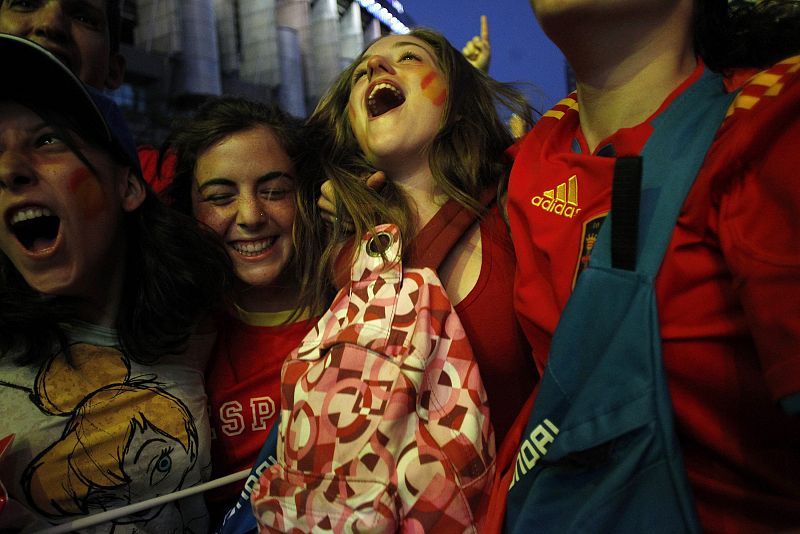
left=504, top=69, right=737, bottom=532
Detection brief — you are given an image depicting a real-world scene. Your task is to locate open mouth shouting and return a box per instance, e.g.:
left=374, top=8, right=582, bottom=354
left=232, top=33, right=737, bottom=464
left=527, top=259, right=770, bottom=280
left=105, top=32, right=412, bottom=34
left=8, top=205, right=61, bottom=253
left=367, top=82, right=406, bottom=118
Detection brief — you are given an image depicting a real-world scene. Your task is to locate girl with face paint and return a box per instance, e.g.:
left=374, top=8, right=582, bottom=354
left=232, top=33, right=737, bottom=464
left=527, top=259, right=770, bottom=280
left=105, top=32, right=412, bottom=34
left=300, top=28, right=539, bottom=449
left=250, top=27, right=537, bottom=531
left=0, top=35, right=231, bottom=532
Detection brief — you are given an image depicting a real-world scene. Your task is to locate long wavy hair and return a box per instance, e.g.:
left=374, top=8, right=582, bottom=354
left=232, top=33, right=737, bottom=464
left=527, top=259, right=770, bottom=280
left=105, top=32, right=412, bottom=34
left=164, top=96, right=328, bottom=319
left=298, top=27, right=534, bottom=310
left=695, top=0, right=800, bottom=70
left=0, top=103, right=233, bottom=366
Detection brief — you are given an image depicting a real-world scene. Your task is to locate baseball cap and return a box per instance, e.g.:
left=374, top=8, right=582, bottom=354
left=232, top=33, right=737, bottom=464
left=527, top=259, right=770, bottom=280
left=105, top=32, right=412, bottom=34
left=0, top=33, right=142, bottom=177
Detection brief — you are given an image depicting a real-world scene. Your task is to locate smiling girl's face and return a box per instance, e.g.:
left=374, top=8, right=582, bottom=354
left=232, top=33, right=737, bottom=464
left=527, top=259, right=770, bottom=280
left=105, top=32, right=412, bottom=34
left=191, top=125, right=297, bottom=291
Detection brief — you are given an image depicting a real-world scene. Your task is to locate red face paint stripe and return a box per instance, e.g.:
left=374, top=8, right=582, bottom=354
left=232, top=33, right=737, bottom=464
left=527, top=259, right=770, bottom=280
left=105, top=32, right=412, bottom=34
left=68, top=167, right=106, bottom=219
left=420, top=71, right=436, bottom=91
left=68, top=168, right=93, bottom=193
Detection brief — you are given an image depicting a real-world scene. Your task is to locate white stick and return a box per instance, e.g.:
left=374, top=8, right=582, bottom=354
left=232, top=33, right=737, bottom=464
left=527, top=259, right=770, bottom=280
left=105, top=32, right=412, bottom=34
left=33, top=468, right=251, bottom=534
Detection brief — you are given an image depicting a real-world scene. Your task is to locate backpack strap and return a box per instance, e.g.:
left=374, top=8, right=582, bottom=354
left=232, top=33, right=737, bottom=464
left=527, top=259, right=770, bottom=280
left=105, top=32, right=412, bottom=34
left=407, top=189, right=496, bottom=271
left=610, top=156, right=643, bottom=270
left=591, top=68, right=738, bottom=276
left=333, top=189, right=496, bottom=287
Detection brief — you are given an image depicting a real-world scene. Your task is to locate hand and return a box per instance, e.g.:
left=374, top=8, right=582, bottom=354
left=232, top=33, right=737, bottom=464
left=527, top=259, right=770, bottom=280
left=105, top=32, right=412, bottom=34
left=318, top=180, right=338, bottom=226
left=462, top=15, right=491, bottom=73
left=318, top=171, right=387, bottom=227
left=509, top=113, right=528, bottom=139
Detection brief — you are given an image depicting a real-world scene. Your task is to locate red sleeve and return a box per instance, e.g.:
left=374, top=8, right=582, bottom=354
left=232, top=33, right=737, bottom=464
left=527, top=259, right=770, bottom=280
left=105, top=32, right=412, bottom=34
left=715, top=56, right=800, bottom=402
left=505, top=135, right=524, bottom=161
left=136, top=145, right=176, bottom=196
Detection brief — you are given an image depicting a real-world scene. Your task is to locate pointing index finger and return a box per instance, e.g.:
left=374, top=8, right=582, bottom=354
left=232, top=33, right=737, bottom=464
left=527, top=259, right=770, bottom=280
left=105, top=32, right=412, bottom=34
left=480, top=15, right=489, bottom=41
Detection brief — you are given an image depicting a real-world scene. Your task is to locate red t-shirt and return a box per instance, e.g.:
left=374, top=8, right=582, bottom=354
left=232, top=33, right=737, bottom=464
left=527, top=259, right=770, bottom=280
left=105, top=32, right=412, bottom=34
left=507, top=57, right=800, bottom=533
left=453, top=203, right=537, bottom=444
left=205, top=308, right=316, bottom=516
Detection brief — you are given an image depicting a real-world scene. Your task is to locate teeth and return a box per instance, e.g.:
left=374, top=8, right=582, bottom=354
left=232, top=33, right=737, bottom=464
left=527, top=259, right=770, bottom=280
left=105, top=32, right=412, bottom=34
left=231, top=238, right=275, bottom=256
left=367, top=82, right=405, bottom=117
left=10, top=207, right=54, bottom=225
left=368, top=82, right=403, bottom=103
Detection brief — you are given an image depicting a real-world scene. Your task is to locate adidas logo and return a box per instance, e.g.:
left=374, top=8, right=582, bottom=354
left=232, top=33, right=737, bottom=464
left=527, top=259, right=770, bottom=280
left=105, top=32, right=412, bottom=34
left=531, top=175, right=582, bottom=218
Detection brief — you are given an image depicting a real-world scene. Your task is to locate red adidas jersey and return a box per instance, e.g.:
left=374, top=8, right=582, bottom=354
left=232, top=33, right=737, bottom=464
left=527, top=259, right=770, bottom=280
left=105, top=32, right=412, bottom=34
left=205, top=309, right=316, bottom=516
left=507, top=58, right=800, bottom=533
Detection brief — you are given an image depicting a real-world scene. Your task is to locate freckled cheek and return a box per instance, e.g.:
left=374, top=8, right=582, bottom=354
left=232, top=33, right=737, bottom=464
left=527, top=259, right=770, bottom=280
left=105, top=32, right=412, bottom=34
left=420, top=71, right=447, bottom=107
left=68, top=168, right=106, bottom=219
left=269, top=200, right=297, bottom=231
left=194, top=205, right=231, bottom=238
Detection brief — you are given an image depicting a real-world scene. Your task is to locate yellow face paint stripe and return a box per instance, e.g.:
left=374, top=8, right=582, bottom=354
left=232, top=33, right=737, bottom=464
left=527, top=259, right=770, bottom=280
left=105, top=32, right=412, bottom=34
left=420, top=70, right=447, bottom=107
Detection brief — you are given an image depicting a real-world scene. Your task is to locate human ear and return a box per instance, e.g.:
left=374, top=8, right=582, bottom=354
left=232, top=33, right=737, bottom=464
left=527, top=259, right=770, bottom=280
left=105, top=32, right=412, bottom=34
left=120, top=168, right=146, bottom=212
left=105, top=53, right=126, bottom=90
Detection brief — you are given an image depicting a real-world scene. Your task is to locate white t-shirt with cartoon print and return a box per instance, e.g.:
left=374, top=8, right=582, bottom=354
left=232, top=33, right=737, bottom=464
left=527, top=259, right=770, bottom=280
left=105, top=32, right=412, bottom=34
left=0, top=321, right=215, bottom=533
